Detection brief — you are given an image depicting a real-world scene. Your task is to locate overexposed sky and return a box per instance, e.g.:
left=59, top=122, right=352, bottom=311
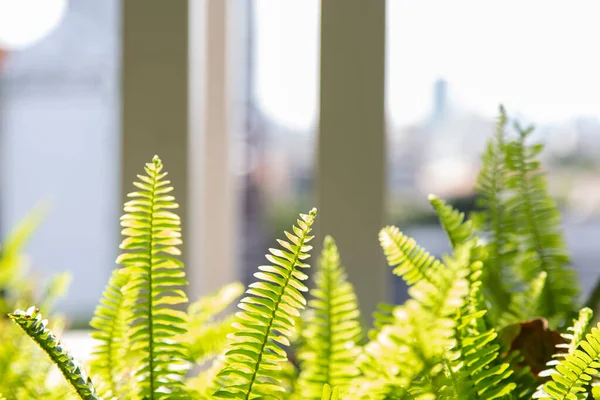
left=254, top=0, right=600, bottom=131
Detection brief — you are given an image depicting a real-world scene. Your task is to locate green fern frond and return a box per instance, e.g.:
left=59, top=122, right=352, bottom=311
left=0, top=203, right=46, bottom=287
left=186, top=282, right=244, bottom=365
left=89, top=268, right=130, bottom=399
left=355, top=300, right=442, bottom=399
left=188, top=315, right=237, bottom=365
left=474, top=105, right=508, bottom=225
left=535, top=321, right=600, bottom=399
left=188, top=281, right=244, bottom=326
left=368, top=302, right=397, bottom=341
left=214, top=209, right=317, bottom=399
left=207, top=359, right=296, bottom=400
left=503, top=349, right=539, bottom=400
left=358, top=240, right=476, bottom=398
left=8, top=306, right=99, bottom=400
left=187, top=356, right=228, bottom=399
left=447, top=324, right=516, bottom=399
left=379, top=226, right=444, bottom=286
left=295, top=236, right=362, bottom=398
left=428, top=195, right=474, bottom=249
left=434, top=240, right=516, bottom=399
left=0, top=316, right=73, bottom=399
left=355, top=304, right=422, bottom=398
left=347, top=381, right=408, bottom=400
left=321, top=384, right=340, bottom=400
left=562, top=308, right=594, bottom=355
left=537, top=307, right=594, bottom=385
left=38, top=272, right=72, bottom=314
left=117, top=155, right=189, bottom=398
left=444, top=255, right=517, bottom=400
left=471, top=106, right=514, bottom=316
left=380, top=225, right=470, bottom=339
left=499, top=271, right=547, bottom=326
left=13, top=380, right=78, bottom=400
left=504, top=126, right=578, bottom=323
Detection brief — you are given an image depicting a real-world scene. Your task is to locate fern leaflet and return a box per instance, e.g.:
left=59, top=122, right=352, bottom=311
left=321, top=384, right=340, bottom=400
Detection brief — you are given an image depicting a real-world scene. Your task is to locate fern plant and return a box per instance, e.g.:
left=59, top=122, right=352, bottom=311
left=116, top=155, right=190, bottom=398
left=214, top=208, right=317, bottom=399
left=294, top=236, right=362, bottom=399
left=4, top=106, right=600, bottom=400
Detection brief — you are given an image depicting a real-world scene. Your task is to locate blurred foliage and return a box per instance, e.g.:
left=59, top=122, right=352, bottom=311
left=0, top=206, right=74, bottom=399
left=4, top=111, right=600, bottom=399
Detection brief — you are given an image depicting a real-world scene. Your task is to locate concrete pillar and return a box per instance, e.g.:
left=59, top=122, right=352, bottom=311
left=122, top=0, right=238, bottom=301
left=317, top=0, right=387, bottom=320
left=121, top=0, right=189, bottom=237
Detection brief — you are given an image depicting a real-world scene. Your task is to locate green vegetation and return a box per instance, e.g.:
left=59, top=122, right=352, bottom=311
left=2, top=108, right=600, bottom=399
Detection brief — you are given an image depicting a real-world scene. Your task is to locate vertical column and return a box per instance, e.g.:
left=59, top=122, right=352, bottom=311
left=122, top=0, right=238, bottom=301
left=317, top=0, right=387, bottom=320
left=188, top=0, right=238, bottom=300
left=121, top=0, right=189, bottom=251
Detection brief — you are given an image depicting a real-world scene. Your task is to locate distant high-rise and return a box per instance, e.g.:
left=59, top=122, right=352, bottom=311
left=432, top=78, right=448, bottom=121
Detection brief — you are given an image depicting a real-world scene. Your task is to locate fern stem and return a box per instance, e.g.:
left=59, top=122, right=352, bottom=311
left=244, top=233, right=308, bottom=399
left=147, top=166, right=157, bottom=397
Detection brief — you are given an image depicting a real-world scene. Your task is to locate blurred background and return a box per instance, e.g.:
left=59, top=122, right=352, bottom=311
left=1, top=0, right=600, bottom=326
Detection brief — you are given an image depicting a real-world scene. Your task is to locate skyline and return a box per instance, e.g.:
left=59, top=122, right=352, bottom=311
left=254, top=0, right=600, bottom=131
